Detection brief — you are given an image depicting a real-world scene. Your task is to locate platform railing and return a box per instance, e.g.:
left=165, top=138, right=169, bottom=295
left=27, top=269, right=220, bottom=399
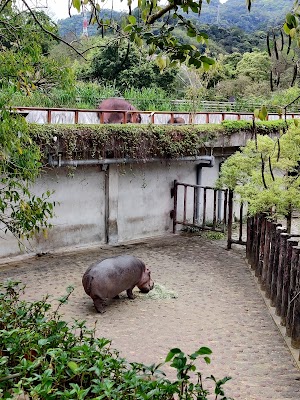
left=14, top=106, right=300, bottom=125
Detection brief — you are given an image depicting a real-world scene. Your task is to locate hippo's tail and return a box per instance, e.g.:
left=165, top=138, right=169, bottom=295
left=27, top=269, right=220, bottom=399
left=82, top=272, right=93, bottom=296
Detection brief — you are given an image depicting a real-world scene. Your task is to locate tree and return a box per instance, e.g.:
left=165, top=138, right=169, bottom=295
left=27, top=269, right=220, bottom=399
left=236, top=51, right=271, bottom=82
left=0, top=4, right=70, bottom=241
left=6, top=1, right=299, bottom=74
left=0, top=106, right=54, bottom=241
left=217, top=123, right=300, bottom=231
left=0, top=6, right=75, bottom=94
left=67, top=0, right=298, bottom=67
left=84, top=40, right=178, bottom=92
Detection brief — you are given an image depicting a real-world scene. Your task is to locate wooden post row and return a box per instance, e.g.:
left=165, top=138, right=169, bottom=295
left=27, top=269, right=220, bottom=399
left=290, top=246, right=300, bottom=349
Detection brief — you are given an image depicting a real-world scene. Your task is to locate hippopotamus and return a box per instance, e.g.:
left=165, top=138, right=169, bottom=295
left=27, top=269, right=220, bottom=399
left=82, top=255, right=154, bottom=312
left=98, top=98, right=142, bottom=124
left=167, top=117, right=185, bottom=124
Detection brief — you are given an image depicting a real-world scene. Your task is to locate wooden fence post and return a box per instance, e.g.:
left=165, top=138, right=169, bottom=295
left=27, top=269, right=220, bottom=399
left=275, top=233, right=290, bottom=316
left=257, top=214, right=266, bottom=281
left=227, top=190, right=233, bottom=250
left=261, top=220, right=271, bottom=291
left=291, top=246, right=300, bottom=348
left=251, top=215, right=258, bottom=270
left=172, top=180, right=177, bottom=234
left=246, top=216, right=254, bottom=264
left=271, top=227, right=287, bottom=307
left=286, top=246, right=300, bottom=337
left=266, top=223, right=282, bottom=299
left=281, top=238, right=299, bottom=326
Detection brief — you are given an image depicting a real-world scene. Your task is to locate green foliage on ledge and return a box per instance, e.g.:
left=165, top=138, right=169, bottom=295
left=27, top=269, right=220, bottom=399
left=221, top=119, right=291, bottom=134
left=28, top=120, right=287, bottom=163
left=29, top=123, right=222, bottom=161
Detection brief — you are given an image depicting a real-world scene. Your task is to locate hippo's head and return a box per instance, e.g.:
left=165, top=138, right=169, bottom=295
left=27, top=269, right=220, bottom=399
left=137, top=267, right=154, bottom=293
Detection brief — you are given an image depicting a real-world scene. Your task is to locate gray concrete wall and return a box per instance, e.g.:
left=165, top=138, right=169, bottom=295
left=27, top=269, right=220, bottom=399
left=0, top=167, right=106, bottom=259
left=117, top=161, right=198, bottom=242
left=0, top=158, right=226, bottom=259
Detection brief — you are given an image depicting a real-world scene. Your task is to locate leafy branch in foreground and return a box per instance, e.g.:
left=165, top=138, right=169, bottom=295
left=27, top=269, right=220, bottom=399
left=0, top=107, right=54, bottom=242
left=0, top=281, right=234, bottom=399
left=9, top=0, right=300, bottom=76
left=68, top=0, right=298, bottom=72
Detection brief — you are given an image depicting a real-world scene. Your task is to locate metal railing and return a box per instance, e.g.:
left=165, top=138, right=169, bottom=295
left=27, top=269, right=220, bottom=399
left=14, top=106, right=300, bottom=125
left=171, top=180, right=229, bottom=233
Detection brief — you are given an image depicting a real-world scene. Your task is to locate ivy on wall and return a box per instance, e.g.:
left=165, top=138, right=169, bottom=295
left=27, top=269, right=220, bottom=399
left=29, top=120, right=288, bottom=163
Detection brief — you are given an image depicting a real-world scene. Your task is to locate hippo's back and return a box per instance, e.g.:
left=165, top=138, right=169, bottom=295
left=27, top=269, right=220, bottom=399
left=98, top=98, right=135, bottom=111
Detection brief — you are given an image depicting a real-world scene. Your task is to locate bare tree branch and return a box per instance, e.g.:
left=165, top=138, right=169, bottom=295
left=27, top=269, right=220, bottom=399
left=261, top=153, right=268, bottom=189
left=147, top=3, right=177, bottom=24
left=0, top=0, right=11, bottom=14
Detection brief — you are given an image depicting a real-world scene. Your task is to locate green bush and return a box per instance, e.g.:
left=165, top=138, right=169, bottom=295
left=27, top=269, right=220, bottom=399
left=0, top=281, right=233, bottom=399
left=221, top=119, right=290, bottom=134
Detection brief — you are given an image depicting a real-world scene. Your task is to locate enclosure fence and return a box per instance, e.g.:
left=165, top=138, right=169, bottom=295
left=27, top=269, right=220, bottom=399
left=247, top=214, right=300, bottom=359
left=171, top=182, right=246, bottom=246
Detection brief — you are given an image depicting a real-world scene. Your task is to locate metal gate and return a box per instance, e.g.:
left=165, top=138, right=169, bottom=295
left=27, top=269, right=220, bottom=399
left=171, top=180, right=246, bottom=249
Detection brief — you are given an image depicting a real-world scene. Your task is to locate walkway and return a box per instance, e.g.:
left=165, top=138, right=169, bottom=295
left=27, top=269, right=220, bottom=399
left=1, top=234, right=300, bottom=399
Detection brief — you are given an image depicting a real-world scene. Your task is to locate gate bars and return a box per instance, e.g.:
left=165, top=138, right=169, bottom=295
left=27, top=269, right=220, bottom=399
left=171, top=180, right=246, bottom=249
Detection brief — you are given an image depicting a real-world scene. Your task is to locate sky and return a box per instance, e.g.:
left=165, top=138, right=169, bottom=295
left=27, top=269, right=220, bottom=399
left=46, top=0, right=134, bottom=21
left=46, top=0, right=228, bottom=21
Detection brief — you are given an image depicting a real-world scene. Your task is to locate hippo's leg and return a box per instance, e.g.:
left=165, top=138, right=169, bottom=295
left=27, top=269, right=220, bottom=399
left=126, top=288, right=135, bottom=299
left=93, top=296, right=106, bottom=313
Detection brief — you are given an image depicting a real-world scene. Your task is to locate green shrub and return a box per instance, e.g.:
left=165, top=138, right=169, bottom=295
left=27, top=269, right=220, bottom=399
left=0, top=281, right=234, bottom=399
left=221, top=119, right=290, bottom=134
left=201, top=231, right=226, bottom=240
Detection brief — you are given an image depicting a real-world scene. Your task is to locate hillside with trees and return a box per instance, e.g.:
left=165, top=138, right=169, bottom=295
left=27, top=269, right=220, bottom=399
left=58, top=9, right=124, bottom=39
left=58, top=0, right=294, bottom=39
left=196, top=0, right=294, bottom=32
left=1, top=0, right=300, bottom=111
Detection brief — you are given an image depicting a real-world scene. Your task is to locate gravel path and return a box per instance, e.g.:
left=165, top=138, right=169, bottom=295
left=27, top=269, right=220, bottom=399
left=1, top=234, right=300, bottom=399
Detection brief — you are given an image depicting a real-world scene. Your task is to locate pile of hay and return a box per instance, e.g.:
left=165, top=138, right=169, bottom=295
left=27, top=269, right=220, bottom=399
left=136, top=283, right=178, bottom=300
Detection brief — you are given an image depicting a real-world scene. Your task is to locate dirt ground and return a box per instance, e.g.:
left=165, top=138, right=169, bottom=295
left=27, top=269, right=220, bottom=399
left=1, top=233, right=300, bottom=400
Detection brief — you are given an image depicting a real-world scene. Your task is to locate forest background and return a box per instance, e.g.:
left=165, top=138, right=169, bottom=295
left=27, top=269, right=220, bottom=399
left=4, top=0, right=300, bottom=113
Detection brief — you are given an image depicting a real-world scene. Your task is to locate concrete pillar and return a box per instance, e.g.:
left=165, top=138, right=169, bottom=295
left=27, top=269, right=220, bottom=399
left=105, top=164, right=119, bottom=244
